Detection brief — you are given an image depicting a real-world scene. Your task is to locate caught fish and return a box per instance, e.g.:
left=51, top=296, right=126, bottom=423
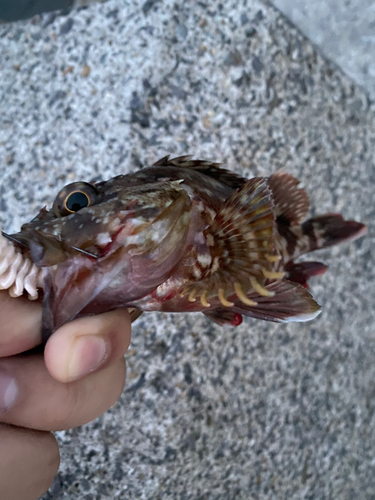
left=0, top=156, right=367, bottom=341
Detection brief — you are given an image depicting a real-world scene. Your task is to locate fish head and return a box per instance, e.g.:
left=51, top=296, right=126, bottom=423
left=10, top=177, right=191, bottom=337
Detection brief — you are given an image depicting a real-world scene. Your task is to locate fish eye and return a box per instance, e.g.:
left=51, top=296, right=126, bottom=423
left=64, top=191, right=90, bottom=213
left=53, top=182, right=99, bottom=217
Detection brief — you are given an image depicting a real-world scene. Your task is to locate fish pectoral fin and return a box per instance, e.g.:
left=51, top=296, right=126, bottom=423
left=208, top=177, right=277, bottom=274
left=230, top=279, right=321, bottom=323
left=182, top=177, right=280, bottom=305
left=268, top=172, right=310, bottom=225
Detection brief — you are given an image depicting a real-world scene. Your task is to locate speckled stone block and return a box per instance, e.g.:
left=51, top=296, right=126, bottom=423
left=0, top=1, right=374, bottom=499
left=271, top=0, right=375, bottom=101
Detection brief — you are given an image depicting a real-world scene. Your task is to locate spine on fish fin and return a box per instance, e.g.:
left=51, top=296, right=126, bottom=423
left=301, top=214, right=367, bottom=251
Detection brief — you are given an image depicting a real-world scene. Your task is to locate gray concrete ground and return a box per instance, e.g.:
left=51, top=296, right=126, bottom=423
left=270, top=0, right=375, bottom=100
left=0, top=0, right=374, bottom=499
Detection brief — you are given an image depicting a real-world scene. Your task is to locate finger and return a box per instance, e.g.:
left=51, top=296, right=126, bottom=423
left=0, top=354, right=126, bottom=431
left=44, top=308, right=131, bottom=382
left=0, top=424, right=59, bottom=500
left=0, top=292, right=42, bottom=357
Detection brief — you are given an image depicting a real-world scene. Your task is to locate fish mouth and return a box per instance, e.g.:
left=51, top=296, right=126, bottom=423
left=1, top=231, right=30, bottom=248
left=0, top=231, right=44, bottom=300
left=2, top=230, right=66, bottom=267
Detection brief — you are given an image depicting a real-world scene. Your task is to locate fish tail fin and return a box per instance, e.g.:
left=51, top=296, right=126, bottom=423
left=301, top=214, right=367, bottom=252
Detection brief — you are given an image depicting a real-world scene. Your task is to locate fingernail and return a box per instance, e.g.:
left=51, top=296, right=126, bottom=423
left=0, top=371, right=19, bottom=412
left=67, top=336, right=108, bottom=381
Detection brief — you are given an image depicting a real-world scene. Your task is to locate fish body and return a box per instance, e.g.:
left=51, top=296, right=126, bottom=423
left=3, top=156, right=367, bottom=339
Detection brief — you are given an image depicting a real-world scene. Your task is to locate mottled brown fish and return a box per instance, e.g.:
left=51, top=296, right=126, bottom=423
left=1, top=156, right=367, bottom=341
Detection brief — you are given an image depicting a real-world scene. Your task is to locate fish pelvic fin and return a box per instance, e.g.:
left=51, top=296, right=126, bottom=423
left=182, top=178, right=283, bottom=305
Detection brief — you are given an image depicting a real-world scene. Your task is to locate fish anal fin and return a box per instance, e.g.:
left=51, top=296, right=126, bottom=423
left=285, top=261, right=328, bottom=288
left=230, top=279, right=321, bottom=323
left=268, top=172, right=310, bottom=225
left=204, top=279, right=321, bottom=326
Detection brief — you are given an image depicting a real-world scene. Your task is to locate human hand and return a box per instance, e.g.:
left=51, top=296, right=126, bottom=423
left=0, top=292, right=131, bottom=500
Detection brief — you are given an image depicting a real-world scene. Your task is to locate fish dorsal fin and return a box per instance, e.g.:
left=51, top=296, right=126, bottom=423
left=152, top=155, right=246, bottom=189
left=181, top=178, right=283, bottom=308
left=268, top=172, right=310, bottom=225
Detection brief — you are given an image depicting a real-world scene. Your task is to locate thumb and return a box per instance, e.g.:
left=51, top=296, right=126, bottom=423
left=44, top=308, right=131, bottom=383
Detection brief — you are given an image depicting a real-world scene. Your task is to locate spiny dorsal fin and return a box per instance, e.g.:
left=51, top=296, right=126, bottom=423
left=268, top=172, right=310, bottom=225
left=181, top=178, right=282, bottom=308
left=152, top=155, right=246, bottom=189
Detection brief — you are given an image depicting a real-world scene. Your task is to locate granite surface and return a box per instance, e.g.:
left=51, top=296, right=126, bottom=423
left=0, top=0, right=374, bottom=499
left=270, top=0, right=375, bottom=101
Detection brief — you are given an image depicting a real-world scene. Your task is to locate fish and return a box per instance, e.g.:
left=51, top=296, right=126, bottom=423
left=0, top=156, right=367, bottom=341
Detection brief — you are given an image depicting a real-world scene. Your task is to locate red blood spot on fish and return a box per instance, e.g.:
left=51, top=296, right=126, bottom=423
left=231, top=313, right=243, bottom=326
left=101, top=227, right=124, bottom=256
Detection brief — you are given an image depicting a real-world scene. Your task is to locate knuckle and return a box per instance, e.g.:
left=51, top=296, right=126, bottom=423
left=50, top=359, right=126, bottom=430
